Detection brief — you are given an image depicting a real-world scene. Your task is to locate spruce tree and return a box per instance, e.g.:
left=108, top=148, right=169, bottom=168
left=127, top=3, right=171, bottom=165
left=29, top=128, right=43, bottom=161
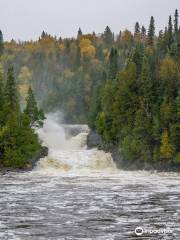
left=109, top=47, right=118, bottom=79
left=41, top=31, right=46, bottom=38
left=147, top=16, right=155, bottom=46
left=168, top=15, right=173, bottom=48
left=104, top=26, right=113, bottom=47
left=5, top=67, right=19, bottom=116
left=77, top=28, right=82, bottom=39
left=75, top=46, right=81, bottom=69
left=134, top=22, right=140, bottom=39
left=141, top=26, right=146, bottom=40
left=24, top=86, right=45, bottom=127
left=0, top=69, right=42, bottom=168
left=174, top=9, right=179, bottom=34
left=0, top=30, right=4, bottom=56
left=132, top=44, right=144, bottom=75
left=0, top=70, right=4, bottom=127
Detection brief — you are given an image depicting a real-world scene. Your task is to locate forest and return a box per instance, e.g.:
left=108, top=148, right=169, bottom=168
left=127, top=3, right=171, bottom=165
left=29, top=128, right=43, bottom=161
left=0, top=9, right=180, bottom=167
left=0, top=64, right=45, bottom=168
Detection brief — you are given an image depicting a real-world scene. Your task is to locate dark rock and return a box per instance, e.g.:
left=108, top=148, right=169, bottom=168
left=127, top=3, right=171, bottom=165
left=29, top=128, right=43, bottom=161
left=29, top=146, right=48, bottom=169
left=87, top=130, right=103, bottom=149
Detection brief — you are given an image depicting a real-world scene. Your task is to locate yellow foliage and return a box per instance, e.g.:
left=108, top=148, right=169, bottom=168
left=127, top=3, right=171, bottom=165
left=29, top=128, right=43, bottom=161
left=121, top=30, right=133, bottom=45
left=58, top=43, right=65, bottom=51
left=79, top=34, right=94, bottom=42
left=160, top=57, right=177, bottom=81
left=18, top=66, right=32, bottom=83
left=79, top=39, right=92, bottom=48
left=79, top=38, right=96, bottom=60
left=160, top=130, right=174, bottom=160
left=63, top=69, right=74, bottom=79
left=81, top=45, right=96, bottom=59
left=18, top=83, right=29, bottom=97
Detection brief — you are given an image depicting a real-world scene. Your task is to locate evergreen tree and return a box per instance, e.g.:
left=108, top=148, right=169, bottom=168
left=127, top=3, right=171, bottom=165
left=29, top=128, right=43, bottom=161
left=77, top=28, right=82, bottom=39
left=134, top=22, right=140, bottom=39
left=5, top=67, right=20, bottom=117
left=132, top=44, right=144, bottom=74
left=104, top=26, right=113, bottom=47
left=0, top=30, right=4, bottom=56
left=41, top=31, right=46, bottom=38
left=24, top=86, right=45, bottom=127
left=0, top=68, right=42, bottom=168
left=0, top=70, right=4, bottom=127
left=141, top=26, right=146, bottom=40
left=168, top=15, right=173, bottom=48
left=75, top=46, right=81, bottom=69
left=177, top=92, right=180, bottom=118
left=147, top=16, right=155, bottom=46
left=174, top=9, right=179, bottom=34
left=109, top=47, right=118, bottom=79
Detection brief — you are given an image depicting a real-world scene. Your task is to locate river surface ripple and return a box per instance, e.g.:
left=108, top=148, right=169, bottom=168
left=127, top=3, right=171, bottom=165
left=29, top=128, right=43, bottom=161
left=0, top=117, right=180, bottom=239
left=0, top=171, right=180, bottom=240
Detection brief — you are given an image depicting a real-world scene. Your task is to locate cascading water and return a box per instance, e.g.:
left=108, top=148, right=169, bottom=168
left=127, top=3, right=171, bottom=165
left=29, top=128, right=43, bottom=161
left=0, top=114, right=180, bottom=240
left=35, top=114, right=116, bottom=175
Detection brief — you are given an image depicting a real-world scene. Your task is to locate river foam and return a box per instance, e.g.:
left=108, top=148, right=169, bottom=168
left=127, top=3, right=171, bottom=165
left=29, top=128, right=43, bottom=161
left=35, top=114, right=116, bottom=176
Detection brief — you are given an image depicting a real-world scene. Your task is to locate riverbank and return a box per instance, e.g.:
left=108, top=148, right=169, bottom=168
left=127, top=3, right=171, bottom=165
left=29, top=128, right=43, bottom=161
left=87, top=130, right=180, bottom=172
left=0, top=146, right=48, bottom=174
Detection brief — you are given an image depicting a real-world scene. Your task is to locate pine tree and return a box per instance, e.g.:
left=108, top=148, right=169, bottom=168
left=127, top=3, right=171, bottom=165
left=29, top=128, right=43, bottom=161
left=176, top=91, right=180, bottom=119
left=147, top=16, right=155, bottom=46
left=174, top=9, right=179, bottom=34
left=0, top=30, right=4, bottom=56
left=109, top=47, right=118, bottom=79
left=140, top=57, right=153, bottom=110
left=168, top=15, right=173, bottom=48
left=77, top=28, right=82, bottom=39
left=104, top=26, right=113, bottom=47
left=75, top=46, right=81, bottom=69
left=0, top=70, right=4, bottom=127
left=141, top=26, right=146, bottom=40
left=134, top=22, right=140, bottom=39
left=132, top=44, right=144, bottom=74
left=0, top=69, right=42, bottom=168
left=5, top=67, right=20, bottom=116
left=24, top=86, right=45, bottom=127
left=41, top=31, right=46, bottom=38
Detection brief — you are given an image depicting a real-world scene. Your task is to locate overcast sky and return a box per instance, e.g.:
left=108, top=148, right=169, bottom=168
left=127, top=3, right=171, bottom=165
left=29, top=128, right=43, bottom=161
left=0, top=0, right=179, bottom=41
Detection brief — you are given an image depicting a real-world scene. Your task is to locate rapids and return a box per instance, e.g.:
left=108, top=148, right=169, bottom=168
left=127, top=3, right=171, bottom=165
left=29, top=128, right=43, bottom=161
left=35, top=115, right=116, bottom=175
left=0, top=114, right=180, bottom=239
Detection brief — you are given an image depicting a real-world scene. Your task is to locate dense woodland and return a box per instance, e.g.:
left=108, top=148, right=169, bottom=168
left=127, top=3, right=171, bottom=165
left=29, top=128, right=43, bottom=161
left=0, top=9, right=180, bottom=167
left=0, top=64, right=45, bottom=168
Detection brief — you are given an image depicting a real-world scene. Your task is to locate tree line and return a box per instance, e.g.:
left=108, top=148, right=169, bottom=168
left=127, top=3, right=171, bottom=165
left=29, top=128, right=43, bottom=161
left=0, top=9, right=179, bottom=166
left=0, top=58, right=45, bottom=168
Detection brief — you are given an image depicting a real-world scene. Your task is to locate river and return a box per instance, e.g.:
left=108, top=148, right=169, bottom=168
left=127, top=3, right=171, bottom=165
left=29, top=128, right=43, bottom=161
left=0, top=115, right=180, bottom=240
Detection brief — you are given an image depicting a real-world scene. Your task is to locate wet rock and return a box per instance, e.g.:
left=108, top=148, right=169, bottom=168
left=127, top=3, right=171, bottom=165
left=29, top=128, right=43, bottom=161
left=87, top=130, right=103, bottom=149
left=29, top=146, right=48, bottom=169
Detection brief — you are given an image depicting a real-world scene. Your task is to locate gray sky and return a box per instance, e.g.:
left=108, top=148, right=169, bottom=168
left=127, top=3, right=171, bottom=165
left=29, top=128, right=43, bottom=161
left=0, top=0, right=179, bottom=41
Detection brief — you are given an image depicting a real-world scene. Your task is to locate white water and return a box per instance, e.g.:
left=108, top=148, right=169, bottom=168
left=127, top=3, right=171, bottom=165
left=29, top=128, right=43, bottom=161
left=35, top=114, right=116, bottom=176
left=0, top=114, right=180, bottom=239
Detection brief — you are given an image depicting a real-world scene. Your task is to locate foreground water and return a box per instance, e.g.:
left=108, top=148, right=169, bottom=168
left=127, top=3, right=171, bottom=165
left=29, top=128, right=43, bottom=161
left=0, top=115, right=180, bottom=240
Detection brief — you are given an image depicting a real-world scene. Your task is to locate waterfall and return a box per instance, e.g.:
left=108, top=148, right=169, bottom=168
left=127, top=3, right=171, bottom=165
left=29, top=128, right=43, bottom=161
left=35, top=113, right=116, bottom=175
